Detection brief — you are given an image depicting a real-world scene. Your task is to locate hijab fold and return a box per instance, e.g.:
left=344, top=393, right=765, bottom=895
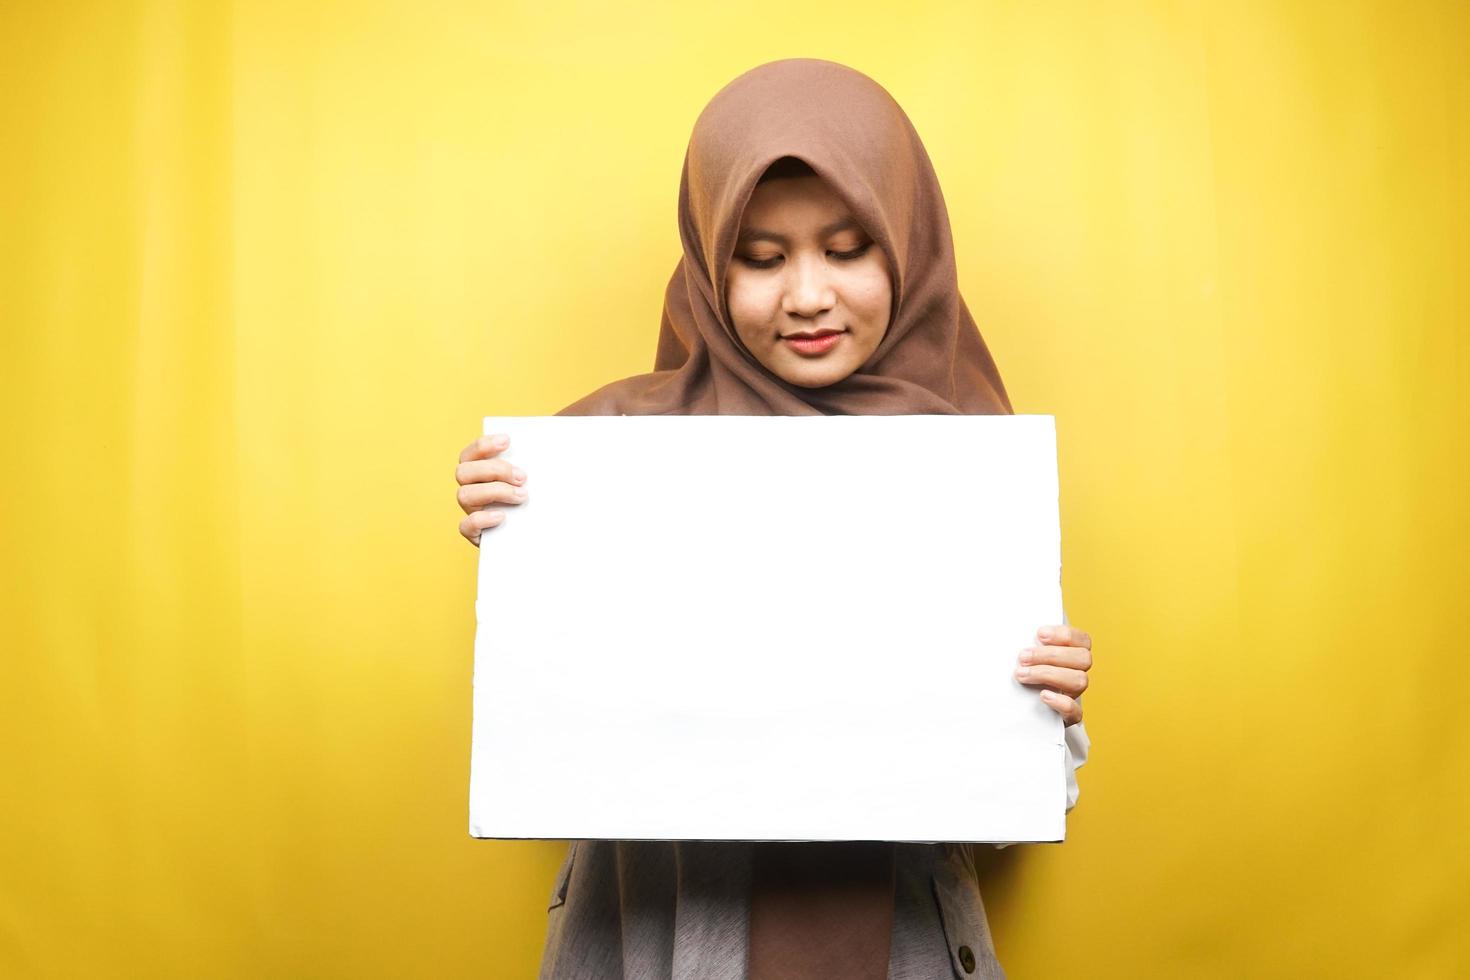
left=557, top=57, right=1014, bottom=978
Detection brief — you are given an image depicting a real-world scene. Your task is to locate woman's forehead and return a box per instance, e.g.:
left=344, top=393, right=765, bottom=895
left=736, top=215, right=862, bottom=248
left=737, top=175, right=861, bottom=234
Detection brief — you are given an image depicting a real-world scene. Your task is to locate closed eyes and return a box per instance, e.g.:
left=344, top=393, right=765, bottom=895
left=737, top=242, right=873, bottom=270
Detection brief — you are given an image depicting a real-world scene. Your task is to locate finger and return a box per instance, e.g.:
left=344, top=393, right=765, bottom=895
left=459, top=433, right=510, bottom=463
left=459, top=508, right=507, bottom=546
left=457, top=481, right=528, bottom=514
left=1014, top=663, right=1089, bottom=697
left=1039, top=690, right=1083, bottom=726
left=1037, top=624, right=1091, bottom=650
left=1019, top=643, right=1093, bottom=672
left=456, top=456, right=527, bottom=488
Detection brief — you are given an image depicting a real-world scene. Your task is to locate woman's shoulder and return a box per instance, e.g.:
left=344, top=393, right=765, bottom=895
left=555, top=383, right=619, bottom=417
left=556, top=375, right=640, bottom=416
left=555, top=370, right=701, bottom=417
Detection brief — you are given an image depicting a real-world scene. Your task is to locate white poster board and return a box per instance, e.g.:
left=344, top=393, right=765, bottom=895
left=469, top=415, right=1065, bottom=843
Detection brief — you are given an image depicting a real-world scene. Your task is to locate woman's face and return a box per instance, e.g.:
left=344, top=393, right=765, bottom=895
left=725, top=175, right=893, bottom=388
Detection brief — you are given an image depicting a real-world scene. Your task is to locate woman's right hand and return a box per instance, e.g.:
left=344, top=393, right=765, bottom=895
left=455, top=433, right=528, bottom=547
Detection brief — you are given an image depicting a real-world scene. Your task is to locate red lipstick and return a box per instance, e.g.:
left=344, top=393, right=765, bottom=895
left=783, top=330, right=844, bottom=357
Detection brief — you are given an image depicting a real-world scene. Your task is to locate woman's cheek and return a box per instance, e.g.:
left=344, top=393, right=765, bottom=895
left=731, top=282, right=778, bottom=337
left=725, top=277, right=755, bottom=338
left=845, top=268, right=892, bottom=322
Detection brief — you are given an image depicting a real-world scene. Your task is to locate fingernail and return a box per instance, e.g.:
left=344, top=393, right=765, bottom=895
left=1018, top=649, right=1034, bottom=665
left=487, top=510, right=504, bottom=523
left=511, top=467, right=526, bottom=482
left=492, top=435, right=508, bottom=449
left=1040, top=690, right=1058, bottom=702
left=513, top=487, right=527, bottom=500
left=1015, top=666, right=1031, bottom=680
left=1038, top=627, right=1053, bottom=641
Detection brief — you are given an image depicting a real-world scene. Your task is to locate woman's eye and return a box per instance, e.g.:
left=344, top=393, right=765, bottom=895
left=830, top=242, right=872, bottom=261
left=737, top=242, right=871, bottom=269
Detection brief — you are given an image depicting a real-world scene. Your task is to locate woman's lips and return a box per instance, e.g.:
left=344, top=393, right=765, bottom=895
left=783, top=331, right=844, bottom=356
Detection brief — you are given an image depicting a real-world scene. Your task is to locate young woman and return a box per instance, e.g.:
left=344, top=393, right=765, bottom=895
left=454, top=58, right=1093, bottom=980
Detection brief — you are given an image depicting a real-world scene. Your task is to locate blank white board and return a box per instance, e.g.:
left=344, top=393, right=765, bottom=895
left=469, top=414, right=1066, bottom=843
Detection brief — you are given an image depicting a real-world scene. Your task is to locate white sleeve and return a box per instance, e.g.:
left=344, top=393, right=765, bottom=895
left=992, top=606, right=1090, bottom=848
left=1064, top=709, right=1089, bottom=813
left=1061, top=607, right=1089, bottom=813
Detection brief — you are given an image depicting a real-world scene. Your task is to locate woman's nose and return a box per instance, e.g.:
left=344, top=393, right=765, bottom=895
left=781, top=253, right=837, bottom=318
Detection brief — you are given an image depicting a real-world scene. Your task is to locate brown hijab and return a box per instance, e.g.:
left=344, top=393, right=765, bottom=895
left=558, top=56, right=1011, bottom=418
left=557, top=57, right=1012, bottom=979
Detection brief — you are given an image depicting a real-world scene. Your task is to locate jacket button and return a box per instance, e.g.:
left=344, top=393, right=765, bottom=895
left=957, top=945, right=977, bottom=974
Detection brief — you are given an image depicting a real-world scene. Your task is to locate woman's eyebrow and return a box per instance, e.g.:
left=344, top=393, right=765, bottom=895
left=737, top=216, right=861, bottom=246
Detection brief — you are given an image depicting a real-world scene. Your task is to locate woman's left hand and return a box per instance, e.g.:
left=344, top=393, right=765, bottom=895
left=1015, top=625, right=1092, bottom=726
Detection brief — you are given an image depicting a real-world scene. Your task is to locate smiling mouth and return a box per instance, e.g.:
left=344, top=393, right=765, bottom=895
left=782, top=328, right=845, bottom=357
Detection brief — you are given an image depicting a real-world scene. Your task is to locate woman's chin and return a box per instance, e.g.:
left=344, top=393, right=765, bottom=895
left=770, top=354, right=859, bottom=389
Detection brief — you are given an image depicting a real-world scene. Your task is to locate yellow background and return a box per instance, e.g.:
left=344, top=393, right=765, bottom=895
left=3, top=1, right=1467, bottom=976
